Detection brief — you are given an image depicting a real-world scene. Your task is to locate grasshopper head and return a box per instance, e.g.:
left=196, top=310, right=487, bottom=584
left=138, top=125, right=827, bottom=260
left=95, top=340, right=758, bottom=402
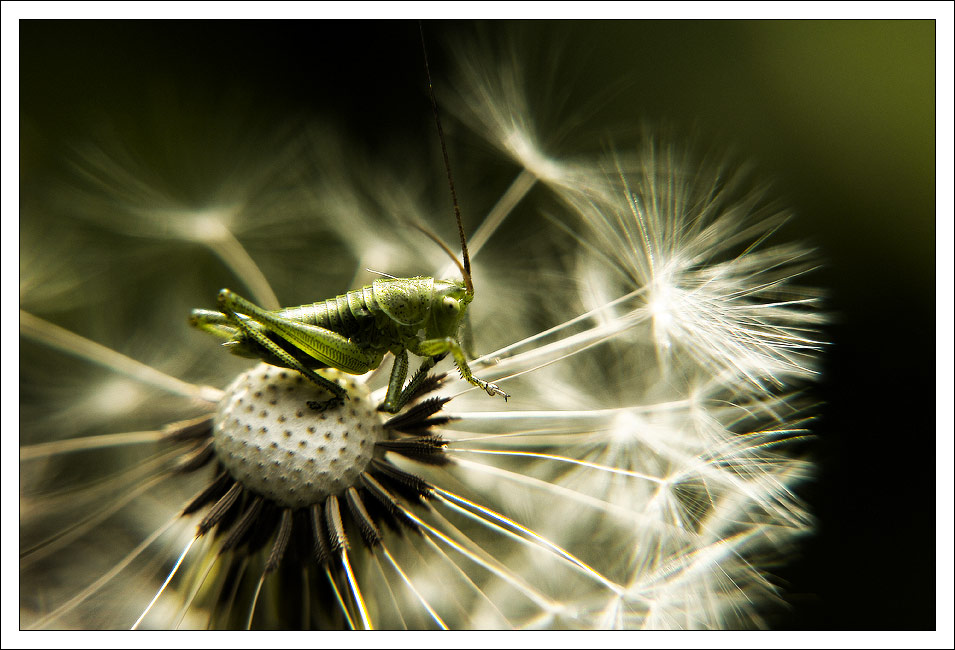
left=430, top=279, right=471, bottom=338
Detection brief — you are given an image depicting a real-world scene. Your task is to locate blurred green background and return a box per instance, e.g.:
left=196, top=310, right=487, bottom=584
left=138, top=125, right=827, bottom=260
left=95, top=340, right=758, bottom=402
left=20, top=20, right=937, bottom=629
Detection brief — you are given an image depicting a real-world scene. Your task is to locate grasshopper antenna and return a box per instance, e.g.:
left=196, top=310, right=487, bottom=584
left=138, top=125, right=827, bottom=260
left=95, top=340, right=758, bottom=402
left=407, top=220, right=468, bottom=282
left=419, top=22, right=473, bottom=297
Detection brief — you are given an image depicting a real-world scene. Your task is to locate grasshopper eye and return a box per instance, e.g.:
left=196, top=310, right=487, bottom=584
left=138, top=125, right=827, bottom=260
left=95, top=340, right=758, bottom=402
left=442, top=296, right=460, bottom=313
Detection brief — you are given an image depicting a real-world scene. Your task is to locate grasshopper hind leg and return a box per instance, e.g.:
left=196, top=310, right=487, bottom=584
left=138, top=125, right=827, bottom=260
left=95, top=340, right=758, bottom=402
left=215, top=293, right=350, bottom=411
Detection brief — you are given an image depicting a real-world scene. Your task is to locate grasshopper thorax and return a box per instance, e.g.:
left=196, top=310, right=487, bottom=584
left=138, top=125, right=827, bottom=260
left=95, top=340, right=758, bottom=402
left=371, top=277, right=435, bottom=326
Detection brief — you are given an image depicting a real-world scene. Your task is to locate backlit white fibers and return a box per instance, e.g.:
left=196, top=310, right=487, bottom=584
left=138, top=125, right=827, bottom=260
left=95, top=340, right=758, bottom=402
left=19, top=33, right=823, bottom=630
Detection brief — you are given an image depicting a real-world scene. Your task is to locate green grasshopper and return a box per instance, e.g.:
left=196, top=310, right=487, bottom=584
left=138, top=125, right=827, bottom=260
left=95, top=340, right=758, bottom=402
left=190, top=34, right=508, bottom=414
left=190, top=247, right=507, bottom=413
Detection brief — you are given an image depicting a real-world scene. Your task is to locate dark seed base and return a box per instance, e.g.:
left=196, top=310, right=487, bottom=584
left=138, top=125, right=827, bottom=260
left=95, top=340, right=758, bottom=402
left=157, top=372, right=455, bottom=629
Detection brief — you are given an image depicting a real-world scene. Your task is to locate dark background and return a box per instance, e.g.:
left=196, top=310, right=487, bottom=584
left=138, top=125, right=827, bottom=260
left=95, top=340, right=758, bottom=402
left=20, top=20, right=938, bottom=630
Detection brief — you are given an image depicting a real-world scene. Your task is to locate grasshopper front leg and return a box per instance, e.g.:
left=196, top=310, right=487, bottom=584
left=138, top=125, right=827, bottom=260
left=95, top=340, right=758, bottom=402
left=415, top=337, right=509, bottom=402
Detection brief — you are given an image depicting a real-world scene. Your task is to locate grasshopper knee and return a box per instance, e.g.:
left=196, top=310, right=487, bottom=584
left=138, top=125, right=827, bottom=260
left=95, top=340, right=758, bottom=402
left=190, top=308, right=233, bottom=335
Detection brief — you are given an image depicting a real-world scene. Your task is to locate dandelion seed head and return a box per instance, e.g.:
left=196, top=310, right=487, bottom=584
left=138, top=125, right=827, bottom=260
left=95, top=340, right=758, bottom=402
left=20, top=28, right=825, bottom=632
left=213, top=364, right=383, bottom=507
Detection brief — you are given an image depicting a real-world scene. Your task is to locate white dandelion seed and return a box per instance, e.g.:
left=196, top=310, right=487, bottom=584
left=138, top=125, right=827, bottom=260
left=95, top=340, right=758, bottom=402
left=557, top=139, right=825, bottom=392
left=19, top=32, right=824, bottom=631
